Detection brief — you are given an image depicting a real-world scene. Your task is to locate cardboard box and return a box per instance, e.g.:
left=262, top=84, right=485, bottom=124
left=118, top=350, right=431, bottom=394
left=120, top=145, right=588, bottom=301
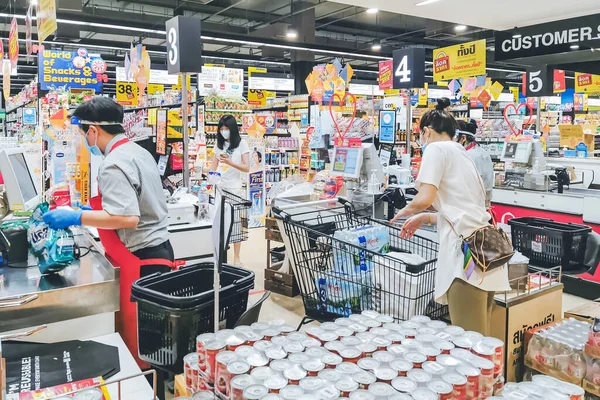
left=583, top=379, right=600, bottom=397
left=265, top=268, right=299, bottom=297
left=174, top=374, right=187, bottom=398
left=565, top=298, right=600, bottom=323
left=490, top=284, right=563, bottom=382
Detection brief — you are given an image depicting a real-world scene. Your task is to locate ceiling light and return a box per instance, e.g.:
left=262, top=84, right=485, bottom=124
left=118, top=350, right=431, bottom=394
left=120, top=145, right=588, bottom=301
left=366, top=8, right=378, bottom=14
left=415, top=0, right=441, bottom=6
left=30, top=0, right=38, bottom=5
left=286, top=26, right=298, bottom=39
left=455, top=25, right=467, bottom=32
left=570, top=45, right=580, bottom=50
left=371, top=41, right=382, bottom=51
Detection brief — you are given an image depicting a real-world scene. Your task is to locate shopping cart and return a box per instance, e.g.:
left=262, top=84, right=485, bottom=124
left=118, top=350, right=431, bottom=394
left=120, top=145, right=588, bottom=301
left=219, top=189, right=252, bottom=243
left=273, top=199, right=447, bottom=329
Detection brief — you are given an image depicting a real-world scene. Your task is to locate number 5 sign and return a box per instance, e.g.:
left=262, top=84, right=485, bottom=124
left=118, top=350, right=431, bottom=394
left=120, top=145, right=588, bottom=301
left=524, top=65, right=553, bottom=96
left=392, top=48, right=426, bottom=90
left=165, top=16, right=203, bottom=75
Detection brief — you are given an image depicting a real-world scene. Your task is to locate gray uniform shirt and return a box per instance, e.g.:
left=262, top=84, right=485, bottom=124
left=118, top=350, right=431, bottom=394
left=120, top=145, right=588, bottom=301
left=98, top=134, right=169, bottom=253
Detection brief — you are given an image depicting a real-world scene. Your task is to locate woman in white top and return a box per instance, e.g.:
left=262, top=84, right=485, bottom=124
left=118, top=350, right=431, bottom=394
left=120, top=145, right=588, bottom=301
left=209, top=114, right=250, bottom=266
left=391, top=109, right=510, bottom=335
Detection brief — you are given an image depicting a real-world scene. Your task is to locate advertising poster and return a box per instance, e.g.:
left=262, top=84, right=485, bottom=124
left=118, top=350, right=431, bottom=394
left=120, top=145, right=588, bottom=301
left=9, top=17, right=18, bottom=69
left=23, top=108, right=36, bottom=125
left=36, top=0, right=58, bottom=44
left=38, top=49, right=103, bottom=91
left=554, top=70, right=566, bottom=93
left=379, top=110, right=396, bottom=144
left=575, top=72, right=600, bottom=94
left=247, top=139, right=265, bottom=228
left=418, top=83, right=428, bottom=106
left=156, top=109, right=167, bottom=155
left=433, top=39, right=486, bottom=82
left=378, top=60, right=393, bottom=90
left=197, top=66, right=243, bottom=97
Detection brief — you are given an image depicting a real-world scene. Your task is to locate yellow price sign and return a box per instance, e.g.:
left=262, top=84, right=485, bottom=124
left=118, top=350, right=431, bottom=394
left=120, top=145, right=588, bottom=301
left=116, top=81, right=138, bottom=106
left=148, top=83, right=164, bottom=95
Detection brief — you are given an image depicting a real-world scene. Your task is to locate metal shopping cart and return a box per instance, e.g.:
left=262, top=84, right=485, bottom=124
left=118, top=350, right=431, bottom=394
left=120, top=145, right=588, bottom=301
left=273, top=198, right=447, bottom=329
left=219, top=189, right=251, bottom=243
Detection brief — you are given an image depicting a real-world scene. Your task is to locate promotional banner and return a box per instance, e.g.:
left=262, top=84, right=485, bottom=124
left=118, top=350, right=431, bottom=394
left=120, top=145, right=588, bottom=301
left=378, top=60, right=393, bottom=90
left=36, top=0, right=58, bottom=44
left=494, top=14, right=600, bottom=61
left=418, top=83, right=428, bottom=106
left=575, top=72, right=600, bottom=94
left=433, top=39, right=486, bottom=82
left=248, top=89, right=267, bottom=107
left=379, top=110, right=396, bottom=144
left=116, top=66, right=177, bottom=85
left=156, top=109, right=167, bottom=155
left=197, top=66, right=243, bottom=97
left=554, top=69, right=566, bottom=93
left=116, top=81, right=139, bottom=106
left=3, top=60, right=10, bottom=101
left=38, top=49, right=103, bottom=91
left=574, top=93, right=588, bottom=111
left=8, top=17, right=18, bottom=69
left=25, top=7, right=32, bottom=57
left=247, top=137, right=265, bottom=228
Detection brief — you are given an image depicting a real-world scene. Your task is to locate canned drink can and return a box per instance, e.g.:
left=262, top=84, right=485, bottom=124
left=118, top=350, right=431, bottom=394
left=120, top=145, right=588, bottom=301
left=253, top=340, right=274, bottom=353
left=215, top=351, right=238, bottom=395
left=443, top=325, right=465, bottom=337
left=417, top=327, right=438, bottom=336
left=318, top=331, right=339, bottom=343
left=324, top=340, right=346, bottom=354
left=456, top=364, right=480, bottom=400
left=243, top=331, right=264, bottom=345
left=284, top=365, right=307, bottom=385
left=427, top=380, right=454, bottom=400
left=287, top=331, right=307, bottom=342
left=222, top=361, right=249, bottom=396
left=349, top=389, right=376, bottom=400
left=250, top=366, right=274, bottom=383
left=197, top=373, right=214, bottom=392
left=73, top=388, right=104, bottom=400
left=363, top=318, right=382, bottom=329
left=435, top=331, right=454, bottom=341
left=387, top=344, right=408, bottom=357
left=353, top=370, right=377, bottom=389
left=411, top=388, right=438, bottom=400
left=335, top=378, right=359, bottom=397
left=264, top=374, right=288, bottom=393
left=337, top=361, right=362, bottom=375
left=406, top=369, right=432, bottom=385
left=436, top=354, right=461, bottom=368
left=442, top=372, right=467, bottom=400
left=216, top=329, right=235, bottom=341
left=265, top=346, right=287, bottom=361
left=349, top=314, right=368, bottom=322
left=337, top=327, right=354, bottom=338
left=305, top=346, right=328, bottom=358
left=190, top=364, right=200, bottom=392
left=422, top=361, right=446, bottom=376
left=235, top=345, right=257, bottom=359
left=303, top=359, right=325, bottom=376
left=382, top=322, right=403, bottom=332
left=405, top=352, right=427, bottom=369
left=494, top=375, right=505, bottom=395
left=184, top=352, right=198, bottom=389
left=321, top=321, right=338, bottom=331
left=263, top=328, right=282, bottom=340
left=251, top=322, right=269, bottom=331
left=192, top=392, right=218, bottom=399
left=279, top=324, right=295, bottom=335
left=317, top=385, right=341, bottom=400
left=389, top=359, right=413, bottom=376
left=370, top=327, right=390, bottom=337
left=388, top=393, right=412, bottom=400
left=420, top=346, right=441, bottom=361
left=321, top=352, right=343, bottom=369
left=341, top=336, right=363, bottom=347
left=410, top=315, right=431, bottom=324
left=229, top=375, right=256, bottom=400
left=243, top=384, right=269, bottom=399
left=372, top=337, right=392, bottom=350
left=270, top=359, right=293, bottom=373
left=453, top=336, right=475, bottom=350
left=306, top=326, right=325, bottom=339
left=481, top=336, right=505, bottom=377
left=335, top=317, right=354, bottom=327
left=470, top=355, right=495, bottom=397
left=247, top=352, right=269, bottom=369
left=426, top=320, right=448, bottom=330
left=356, top=332, right=376, bottom=343
left=368, top=382, right=396, bottom=398
left=450, top=347, right=475, bottom=362
left=339, top=347, right=363, bottom=363
left=288, top=352, right=309, bottom=365
left=372, top=351, right=395, bottom=365
left=391, top=376, right=418, bottom=393
left=299, top=376, right=326, bottom=393
left=302, top=337, right=322, bottom=349
left=318, top=368, right=342, bottom=383
left=463, top=331, right=484, bottom=342
left=376, top=314, right=395, bottom=324
left=357, top=357, right=380, bottom=372
left=356, top=342, right=377, bottom=357
left=531, top=374, right=560, bottom=389
left=374, top=367, right=397, bottom=384
left=433, top=340, right=455, bottom=354
left=387, top=332, right=404, bottom=345
left=196, top=333, right=216, bottom=371
left=271, top=335, right=290, bottom=348
left=204, top=339, right=226, bottom=383
left=416, top=334, right=437, bottom=344
left=279, top=385, right=305, bottom=400
left=557, top=381, right=585, bottom=400
left=283, top=341, right=304, bottom=354
left=349, top=323, right=368, bottom=334
left=269, top=319, right=286, bottom=327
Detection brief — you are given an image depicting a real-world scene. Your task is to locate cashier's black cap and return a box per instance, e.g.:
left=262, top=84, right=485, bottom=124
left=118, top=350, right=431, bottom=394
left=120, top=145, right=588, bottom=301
left=72, top=96, right=125, bottom=135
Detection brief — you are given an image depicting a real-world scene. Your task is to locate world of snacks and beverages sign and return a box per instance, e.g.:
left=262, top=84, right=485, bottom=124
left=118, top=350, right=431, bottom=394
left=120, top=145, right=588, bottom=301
left=432, top=39, right=486, bottom=82
left=38, top=48, right=106, bottom=91
left=495, top=14, right=600, bottom=60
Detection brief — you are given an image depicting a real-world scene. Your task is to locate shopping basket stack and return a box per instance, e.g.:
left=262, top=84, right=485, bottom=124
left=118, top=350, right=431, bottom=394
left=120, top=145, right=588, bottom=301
left=274, top=200, right=447, bottom=328
left=132, top=262, right=254, bottom=374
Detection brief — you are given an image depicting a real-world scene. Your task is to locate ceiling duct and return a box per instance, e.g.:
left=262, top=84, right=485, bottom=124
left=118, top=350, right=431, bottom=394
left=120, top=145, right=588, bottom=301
left=423, top=19, right=456, bottom=40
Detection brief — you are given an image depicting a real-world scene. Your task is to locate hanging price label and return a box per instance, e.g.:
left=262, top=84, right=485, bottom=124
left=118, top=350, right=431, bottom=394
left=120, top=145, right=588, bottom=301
left=116, top=81, right=139, bottom=106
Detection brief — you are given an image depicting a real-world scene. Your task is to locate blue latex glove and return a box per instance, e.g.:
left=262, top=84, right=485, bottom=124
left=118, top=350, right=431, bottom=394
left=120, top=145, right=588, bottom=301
left=42, top=209, right=83, bottom=230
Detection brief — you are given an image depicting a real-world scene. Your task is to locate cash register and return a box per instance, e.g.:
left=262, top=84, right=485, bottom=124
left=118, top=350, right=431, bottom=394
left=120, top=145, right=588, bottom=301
left=501, top=139, right=556, bottom=191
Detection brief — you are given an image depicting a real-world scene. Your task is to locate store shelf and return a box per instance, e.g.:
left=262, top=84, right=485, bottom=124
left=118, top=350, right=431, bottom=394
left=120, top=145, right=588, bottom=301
left=205, top=108, right=253, bottom=113
left=205, top=122, right=242, bottom=125
left=288, top=105, right=309, bottom=109
left=6, top=100, right=37, bottom=114
left=266, top=164, right=298, bottom=168
left=252, top=105, right=288, bottom=111
left=123, top=101, right=197, bottom=112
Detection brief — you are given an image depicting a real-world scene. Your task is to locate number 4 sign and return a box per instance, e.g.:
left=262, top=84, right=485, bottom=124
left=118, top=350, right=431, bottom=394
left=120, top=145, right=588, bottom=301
left=523, top=65, right=553, bottom=97
left=392, top=48, right=426, bottom=90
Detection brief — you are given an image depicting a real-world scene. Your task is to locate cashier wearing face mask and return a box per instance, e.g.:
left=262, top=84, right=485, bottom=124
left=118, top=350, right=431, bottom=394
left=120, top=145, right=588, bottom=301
left=209, top=114, right=250, bottom=266
left=42, top=97, right=174, bottom=367
left=390, top=109, right=510, bottom=335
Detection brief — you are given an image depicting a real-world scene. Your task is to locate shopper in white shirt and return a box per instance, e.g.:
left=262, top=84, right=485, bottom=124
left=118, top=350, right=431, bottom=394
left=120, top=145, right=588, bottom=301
left=390, top=109, right=510, bottom=335
left=209, top=114, right=250, bottom=266
left=457, top=119, right=494, bottom=208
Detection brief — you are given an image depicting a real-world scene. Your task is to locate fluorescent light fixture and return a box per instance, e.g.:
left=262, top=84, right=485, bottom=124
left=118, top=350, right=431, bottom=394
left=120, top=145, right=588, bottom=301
left=30, top=0, right=38, bottom=5
left=286, top=26, right=298, bottom=39
left=455, top=25, right=467, bottom=32
left=570, top=44, right=580, bottom=50
left=366, top=8, right=378, bottom=14
left=415, top=0, right=441, bottom=5
left=512, top=33, right=522, bottom=38
left=371, top=41, right=382, bottom=51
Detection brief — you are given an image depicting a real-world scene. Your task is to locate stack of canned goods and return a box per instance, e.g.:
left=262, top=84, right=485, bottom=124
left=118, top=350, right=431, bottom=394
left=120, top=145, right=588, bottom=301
left=492, top=374, right=585, bottom=400
left=181, top=311, right=506, bottom=399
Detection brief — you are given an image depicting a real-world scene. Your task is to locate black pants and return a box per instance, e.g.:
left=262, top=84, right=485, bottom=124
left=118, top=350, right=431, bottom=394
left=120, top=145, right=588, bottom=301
left=133, top=240, right=175, bottom=277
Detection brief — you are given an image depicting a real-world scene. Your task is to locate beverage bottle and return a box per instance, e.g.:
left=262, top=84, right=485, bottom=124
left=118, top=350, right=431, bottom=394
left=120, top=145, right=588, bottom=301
left=568, top=347, right=586, bottom=380
left=589, top=317, right=600, bottom=348
left=554, top=341, right=571, bottom=376
left=540, top=337, right=558, bottom=372
left=527, top=334, right=544, bottom=367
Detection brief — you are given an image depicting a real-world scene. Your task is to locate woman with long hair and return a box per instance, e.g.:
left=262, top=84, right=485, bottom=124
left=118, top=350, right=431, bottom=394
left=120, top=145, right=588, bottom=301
left=209, top=114, right=250, bottom=266
left=390, top=109, right=509, bottom=335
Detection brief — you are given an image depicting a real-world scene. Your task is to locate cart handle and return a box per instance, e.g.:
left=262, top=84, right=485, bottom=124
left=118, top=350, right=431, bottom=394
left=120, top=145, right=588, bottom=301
left=274, top=197, right=342, bottom=212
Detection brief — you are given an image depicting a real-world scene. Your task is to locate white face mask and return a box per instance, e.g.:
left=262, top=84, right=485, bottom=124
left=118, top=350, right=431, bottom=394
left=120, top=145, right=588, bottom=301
left=220, top=129, right=231, bottom=140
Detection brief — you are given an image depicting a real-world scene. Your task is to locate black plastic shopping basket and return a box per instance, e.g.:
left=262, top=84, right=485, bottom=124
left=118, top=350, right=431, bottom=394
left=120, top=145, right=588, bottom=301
left=508, top=217, right=592, bottom=271
left=273, top=199, right=447, bottom=328
left=132, top=262, right=254, bottom=373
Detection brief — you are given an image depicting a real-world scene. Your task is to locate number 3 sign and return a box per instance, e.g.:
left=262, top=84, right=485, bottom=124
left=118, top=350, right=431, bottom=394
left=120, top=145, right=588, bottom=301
left=165, top=16, right=203, bottom=75
left=392, top=48, right=426, bottom=90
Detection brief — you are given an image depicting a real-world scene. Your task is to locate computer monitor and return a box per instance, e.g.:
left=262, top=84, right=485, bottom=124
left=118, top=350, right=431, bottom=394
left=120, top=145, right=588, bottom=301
left=0, top=148, right=40, bottom=211
left=501, top=141, right=533, bottom=164
left=360, top=143, right=385, bottom=185
left=331, top=146, right=363, bottom=179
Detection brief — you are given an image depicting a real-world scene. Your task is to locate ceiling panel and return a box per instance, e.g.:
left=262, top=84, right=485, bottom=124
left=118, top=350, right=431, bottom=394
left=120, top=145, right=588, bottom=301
left=328, top=0, right=600, bottom=31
